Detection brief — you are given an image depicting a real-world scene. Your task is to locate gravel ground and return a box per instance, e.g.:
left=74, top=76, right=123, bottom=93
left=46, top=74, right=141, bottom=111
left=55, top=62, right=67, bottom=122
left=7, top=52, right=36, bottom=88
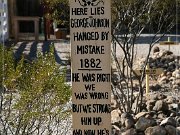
left=114, top=34, right=180, bottom=58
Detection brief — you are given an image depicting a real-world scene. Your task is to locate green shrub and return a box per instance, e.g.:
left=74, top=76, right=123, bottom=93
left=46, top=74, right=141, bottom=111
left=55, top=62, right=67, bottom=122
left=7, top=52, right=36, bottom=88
left=0, top=45, right=3, bottom=88
left=0, top=44, right=71, bottom=134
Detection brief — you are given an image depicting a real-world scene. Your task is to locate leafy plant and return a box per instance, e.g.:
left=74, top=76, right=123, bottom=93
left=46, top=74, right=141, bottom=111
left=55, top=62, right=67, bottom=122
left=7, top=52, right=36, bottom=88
left=0, top=44, right=71, bottom=134
left=42, top=0, right=70, bottom=28
left=0, top=45, right=3, bottom=89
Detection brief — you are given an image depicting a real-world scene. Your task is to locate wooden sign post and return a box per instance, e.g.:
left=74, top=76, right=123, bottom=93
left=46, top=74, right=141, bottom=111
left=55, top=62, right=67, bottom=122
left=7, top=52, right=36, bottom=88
left=145, top=64, right=150, bottom=97
left=70, top=0, right=111, bottom=135
left=134, top=64, right=163, bottom=96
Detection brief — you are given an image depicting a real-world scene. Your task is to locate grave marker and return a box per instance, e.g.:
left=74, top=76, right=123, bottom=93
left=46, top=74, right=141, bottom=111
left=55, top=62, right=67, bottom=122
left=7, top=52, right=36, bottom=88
left=70, top=0, right=111, bottom=134
left=159, top=37, right=179, bottom=50
left=134, top=64, right=163, bottom=96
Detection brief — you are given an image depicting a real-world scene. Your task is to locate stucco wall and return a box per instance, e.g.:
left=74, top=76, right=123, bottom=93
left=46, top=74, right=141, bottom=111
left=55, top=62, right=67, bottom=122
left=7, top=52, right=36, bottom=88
left=0, top=0, right=8, bottom=43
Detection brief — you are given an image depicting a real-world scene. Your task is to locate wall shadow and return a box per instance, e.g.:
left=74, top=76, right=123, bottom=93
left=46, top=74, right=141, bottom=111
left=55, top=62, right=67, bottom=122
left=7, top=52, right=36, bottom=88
left=14, top=42, right=27, bottom=60
left=5, top=40, right=64, bottom=65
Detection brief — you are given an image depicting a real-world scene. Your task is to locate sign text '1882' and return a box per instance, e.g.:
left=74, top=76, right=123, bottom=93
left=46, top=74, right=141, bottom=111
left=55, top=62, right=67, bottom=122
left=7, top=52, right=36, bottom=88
left=80, top=58, right=101, bottom=69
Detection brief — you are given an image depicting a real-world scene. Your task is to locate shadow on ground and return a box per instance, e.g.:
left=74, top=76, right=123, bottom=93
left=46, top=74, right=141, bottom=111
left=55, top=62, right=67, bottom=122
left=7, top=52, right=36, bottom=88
left=4, top=40, right=66, bottom=65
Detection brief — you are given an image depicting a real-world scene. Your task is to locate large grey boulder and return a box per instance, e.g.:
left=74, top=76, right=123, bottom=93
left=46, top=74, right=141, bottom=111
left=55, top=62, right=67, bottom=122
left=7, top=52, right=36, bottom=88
left=135, top=117, right=156, bottom=131
left=145, top=126, right=166, bottom=135
left=165, top=125, right=177, bottom=135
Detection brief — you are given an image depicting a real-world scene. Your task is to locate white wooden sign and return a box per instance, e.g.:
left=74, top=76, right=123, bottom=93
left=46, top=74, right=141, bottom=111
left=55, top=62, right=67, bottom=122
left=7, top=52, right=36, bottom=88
left=70, top=0, right=111, bottom=134
left=134, top=68, right=163, bottom=76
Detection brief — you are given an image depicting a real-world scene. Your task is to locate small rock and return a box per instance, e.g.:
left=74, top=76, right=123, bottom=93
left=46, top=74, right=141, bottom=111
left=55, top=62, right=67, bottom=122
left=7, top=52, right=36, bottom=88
left=170, top=112, right=176, bottom=117
left=176, top=73, right=180, bottom=79
left=147, top=93, right=167, bottom=100
left=153, top=100, right=168, bottom=112
left=149, top=84, right=161, bottom=91
left=172, top=69, right=180, bottom=77
left=169, top=103, right=179, bottom=111
left=125, top=119, right=135, bottom=129
left=176, top=117, right=180, bottom=126
left=153, top=46, right=160, bottom=53
left=166, top=96, right=176, bottom=104
left=162, top=50, right=173, bottom=56
left=146, top=105, right=154, bottom=112
left=121, top=113, right=134, bottom=127
left=177, top=127, right=180, bottom=135
left=111, top=109, right=121, bottom=125
left=111, top=95, right=118, bottom=110
left=169, top=76, right=175, bottom=81
left=174, top=79, right=180, bottom=85
left=158, top=76, right=168, bottom=84
left=112, top=125, right=121, bottom=135
left=166, top=72, right=172, bottom=78
left=144, top=114, right=151, bottom=119
left=168, top=64, right=175, bottom=70
left=160, top=117, right=176, bottom=127
left=157, top=112, right=165, bottom=119
left=157, top=94, right=167, bottom=100
left=173, top=84, right=179, bottom=89
left=135, top=112, right=148, bottom=120
left=122, top=128, right=137, bottom=135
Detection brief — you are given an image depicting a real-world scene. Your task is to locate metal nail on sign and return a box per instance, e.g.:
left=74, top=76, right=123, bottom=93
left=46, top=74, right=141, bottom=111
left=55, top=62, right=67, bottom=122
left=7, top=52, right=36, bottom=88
left=70, top=0, right=111, bottom=134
